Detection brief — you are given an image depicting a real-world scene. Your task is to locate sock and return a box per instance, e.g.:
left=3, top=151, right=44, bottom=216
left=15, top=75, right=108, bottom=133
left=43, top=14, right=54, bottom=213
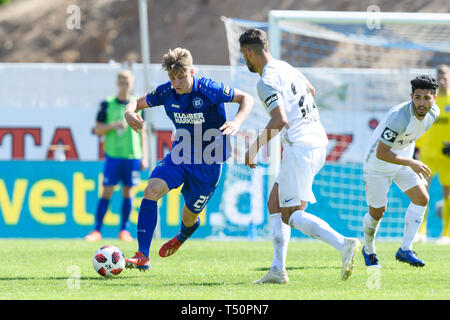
left=137, top=199, right=158, bottom=257
left=120, top=197, right=132, bottom=231
left=401, top=203, right=427, bottom=251
left=442, top=197, right=450, bottom=237
left=363, top=212, right=381, bottom=254
left=270, top=213, right=291, bottom=272
left=176, top=218, right=200, bottom=243
left=94, top=198, right=110, bottom=231
left=418, top=208, right=428, bottom=235
left=288, top=210, right=345, bottom=251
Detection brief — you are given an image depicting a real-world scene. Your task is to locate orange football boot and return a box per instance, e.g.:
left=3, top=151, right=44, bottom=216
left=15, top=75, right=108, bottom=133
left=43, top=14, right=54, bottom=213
left=118, top=230, right=133, bottom=242
left=85, top=230, right=102, bottom=242
left=125, top=251, right=150, bottom=271
left=159, top=236, right=183, bottom=258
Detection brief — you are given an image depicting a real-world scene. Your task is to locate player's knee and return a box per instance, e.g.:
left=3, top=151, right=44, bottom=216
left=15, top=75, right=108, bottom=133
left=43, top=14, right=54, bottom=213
left=144, top=179, right=167, bottom=200
left=413, top=192, right=429, bottom=207
left=281, top=207, right=297, bottom=225
left=122, top=186, right=133, bottom=198
left=369, top=206, right=386, bottom=220
left=281, top=213, right=291, bottom=225
left=281, top=205, right=304, bottom=225
left=102, top=186, right=114, bottom=199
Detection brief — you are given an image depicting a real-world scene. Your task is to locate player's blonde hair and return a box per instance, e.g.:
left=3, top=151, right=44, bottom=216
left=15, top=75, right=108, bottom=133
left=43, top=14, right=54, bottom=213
left=162, top=48, right=193, bottom=75
left=437, top=64, right=449, bottom=75
left=118, top=69, right=134, bottom=80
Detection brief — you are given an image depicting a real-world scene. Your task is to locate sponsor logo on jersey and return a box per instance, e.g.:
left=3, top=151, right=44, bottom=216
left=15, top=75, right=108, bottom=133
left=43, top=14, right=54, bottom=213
left=174, top=112, right=205, bottom=124
left=171, top=104, right=180, bottom=109
left=223, top=86, right=231, bottom=96
left=157, top=160, right=165, bottom=167
left=264, top=93, right=278, bottom=108
left=398, top=138, right=415, bottom=145
left=381, top=127, right=398, bottom=143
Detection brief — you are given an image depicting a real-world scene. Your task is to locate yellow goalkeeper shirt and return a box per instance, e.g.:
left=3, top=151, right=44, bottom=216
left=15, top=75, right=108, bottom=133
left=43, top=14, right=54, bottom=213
left=416, top=92, right=450, bottom=158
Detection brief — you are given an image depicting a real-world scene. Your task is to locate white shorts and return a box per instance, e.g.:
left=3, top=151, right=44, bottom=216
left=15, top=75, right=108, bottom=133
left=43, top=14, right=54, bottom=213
left=276, top=145, right=326, bottom=207
left=364, top=165, right=425, bottom=208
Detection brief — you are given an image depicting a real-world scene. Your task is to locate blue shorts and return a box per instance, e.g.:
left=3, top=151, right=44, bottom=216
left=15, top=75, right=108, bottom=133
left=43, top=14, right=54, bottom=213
left=150, top=153, right=222, bottom=214
left=103, top=155, right=141, bottom=187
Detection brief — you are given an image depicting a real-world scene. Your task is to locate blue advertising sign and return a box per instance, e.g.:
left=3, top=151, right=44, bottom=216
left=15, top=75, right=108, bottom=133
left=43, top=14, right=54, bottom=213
left=0, top=161, right=443, bottom=239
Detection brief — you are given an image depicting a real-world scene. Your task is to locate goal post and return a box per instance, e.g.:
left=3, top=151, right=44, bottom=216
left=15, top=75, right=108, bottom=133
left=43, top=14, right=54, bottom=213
left=269, top=10, right=450, bottom=60
left=267, top=10, right=450, bottom=68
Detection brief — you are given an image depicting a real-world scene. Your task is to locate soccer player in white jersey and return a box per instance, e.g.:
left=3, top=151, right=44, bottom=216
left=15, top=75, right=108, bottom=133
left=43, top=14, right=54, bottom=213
left=362, top=75, right=439, bottom=268
left=239, top=28, right=360, bottom=283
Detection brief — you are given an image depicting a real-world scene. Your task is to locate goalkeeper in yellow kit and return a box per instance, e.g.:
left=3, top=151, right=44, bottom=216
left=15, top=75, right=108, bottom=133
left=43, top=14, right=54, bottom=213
left=415, top=65, right=450, bottom=245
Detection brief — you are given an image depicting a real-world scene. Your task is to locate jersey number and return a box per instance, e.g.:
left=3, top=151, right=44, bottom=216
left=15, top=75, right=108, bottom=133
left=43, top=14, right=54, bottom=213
left=193, top=195, right=209, bottom=211
left=298, top=95, right=316, bottom=117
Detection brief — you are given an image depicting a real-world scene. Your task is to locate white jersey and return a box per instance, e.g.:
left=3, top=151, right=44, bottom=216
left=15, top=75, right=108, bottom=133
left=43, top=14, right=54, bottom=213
left=257, top=59, right=328, bottom=149
left=364, top=101, right=440, bottom=173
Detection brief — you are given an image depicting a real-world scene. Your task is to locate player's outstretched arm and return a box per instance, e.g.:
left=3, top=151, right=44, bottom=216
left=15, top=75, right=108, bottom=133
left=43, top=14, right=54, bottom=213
left=125, top=95, right=148, bottom=133
left=245, top=104, right=287, bottom=168
left=219, top=88, right=254, bottom=136
left=376, top=141, right=432, bottom=178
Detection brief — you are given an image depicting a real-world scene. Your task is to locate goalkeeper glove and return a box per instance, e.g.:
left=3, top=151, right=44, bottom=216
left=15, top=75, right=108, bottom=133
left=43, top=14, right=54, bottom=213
left=443, top=142, right=450, bottom=156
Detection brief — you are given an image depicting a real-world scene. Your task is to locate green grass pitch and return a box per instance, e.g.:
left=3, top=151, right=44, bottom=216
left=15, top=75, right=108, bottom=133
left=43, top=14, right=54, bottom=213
left=0, top=239, right=448, bottom=300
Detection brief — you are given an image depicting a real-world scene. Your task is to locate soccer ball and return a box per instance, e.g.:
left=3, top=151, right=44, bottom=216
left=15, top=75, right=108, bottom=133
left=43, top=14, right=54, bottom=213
left=93, top=245, right=125, bottom=277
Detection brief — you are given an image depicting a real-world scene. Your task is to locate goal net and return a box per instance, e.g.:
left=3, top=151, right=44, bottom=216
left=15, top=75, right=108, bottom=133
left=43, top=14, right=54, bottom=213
left=220, top=11, right=450, bottom=239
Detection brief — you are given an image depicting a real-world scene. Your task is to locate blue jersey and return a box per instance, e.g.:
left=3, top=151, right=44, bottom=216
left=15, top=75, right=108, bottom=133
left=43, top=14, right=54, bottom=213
left=146, top=76, right=235, bottom=164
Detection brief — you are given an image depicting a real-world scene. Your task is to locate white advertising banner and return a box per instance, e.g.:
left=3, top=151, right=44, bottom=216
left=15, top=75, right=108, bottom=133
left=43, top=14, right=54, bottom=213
left=0, top=63, right=434, bottom=163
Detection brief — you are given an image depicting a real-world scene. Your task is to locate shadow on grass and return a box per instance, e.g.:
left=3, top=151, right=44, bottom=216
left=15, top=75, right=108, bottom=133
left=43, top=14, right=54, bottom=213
left=253, top=266, right=341, bottom=272
left=106, top=280, right=250, bottom=287
left=0, top=276, right=247, bottom=288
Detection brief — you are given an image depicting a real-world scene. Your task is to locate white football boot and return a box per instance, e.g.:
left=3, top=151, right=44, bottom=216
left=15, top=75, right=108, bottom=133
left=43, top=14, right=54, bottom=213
left=253, top=268, right=289, bottom=284
left=340, top=237, right=361, bottom=280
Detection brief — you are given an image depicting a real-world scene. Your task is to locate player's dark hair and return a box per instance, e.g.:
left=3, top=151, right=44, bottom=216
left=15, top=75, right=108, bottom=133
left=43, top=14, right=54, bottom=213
left=239, top=28, right=268, bottom=52
left=410, top=75, right=438, bottom=94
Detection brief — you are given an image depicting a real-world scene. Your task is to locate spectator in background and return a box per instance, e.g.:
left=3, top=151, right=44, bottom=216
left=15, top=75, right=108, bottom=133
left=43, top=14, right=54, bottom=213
left=415, top=65, right=450, bottom=245
left=85, top=69, right=148, bottom=242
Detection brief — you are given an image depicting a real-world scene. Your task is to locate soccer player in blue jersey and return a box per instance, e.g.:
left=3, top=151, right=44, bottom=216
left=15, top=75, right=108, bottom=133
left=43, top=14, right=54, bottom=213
left=124, top=48, right=254, bottom=270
